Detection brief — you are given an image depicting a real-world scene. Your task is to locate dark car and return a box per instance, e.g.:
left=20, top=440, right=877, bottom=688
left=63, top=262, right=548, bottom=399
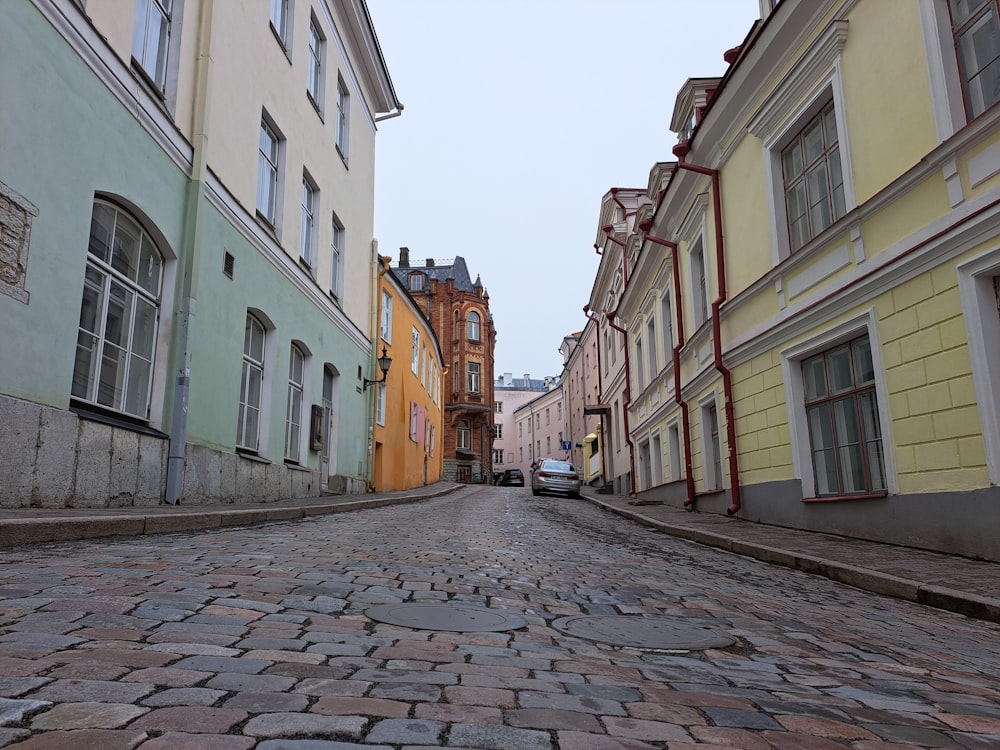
left=498, top=469, right=524, bottom=486
left=530, top=459, right=582, bottom=498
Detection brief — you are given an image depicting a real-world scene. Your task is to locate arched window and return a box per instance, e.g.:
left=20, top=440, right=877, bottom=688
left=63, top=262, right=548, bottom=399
left=72, top=200, right=163, bottom=419
left=467, top=310, right=481, bottom=341
left=457, top=419, right=471, bottom=449
left=285, top=343, right=305, bottom=462
left=238, top=314, right=266, bottom=451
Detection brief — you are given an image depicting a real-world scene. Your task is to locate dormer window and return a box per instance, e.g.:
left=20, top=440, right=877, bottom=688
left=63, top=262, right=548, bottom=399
left=409, top=272, right=424, bottom=291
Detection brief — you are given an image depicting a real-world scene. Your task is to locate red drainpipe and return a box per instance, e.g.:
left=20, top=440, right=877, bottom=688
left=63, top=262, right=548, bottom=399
left=671, top=146, right=742, bottom=515
left=605, top=311, right=637, bottom=497
left=639, top=227, right=696, bottom=508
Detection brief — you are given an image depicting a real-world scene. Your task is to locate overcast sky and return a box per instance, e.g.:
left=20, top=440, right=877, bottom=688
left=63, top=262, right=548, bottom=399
left=368, top=1, right=761, bottom=380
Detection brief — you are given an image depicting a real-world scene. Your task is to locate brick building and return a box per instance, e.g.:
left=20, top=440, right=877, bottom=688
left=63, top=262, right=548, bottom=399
left=392, top=249, right=495, bottom=483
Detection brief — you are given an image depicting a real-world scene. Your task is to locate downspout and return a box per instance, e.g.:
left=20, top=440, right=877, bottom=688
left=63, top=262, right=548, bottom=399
left=640, top=229, right=696, bottom=508
left=605, top=311, right=637, bottom=497
left=366, top=252, right=388, bottom=491
left=165, top=0, right=214, bottom=505
left=672, top=152, right=741, bottom=515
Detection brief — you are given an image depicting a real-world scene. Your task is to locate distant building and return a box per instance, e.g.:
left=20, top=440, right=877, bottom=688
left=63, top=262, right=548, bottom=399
left=391, top=249, right=495, bottom=482
left=371, top=256, right=444, bottom=491
left=560, top=322, right=603, bottom=484
left=494, top=373, right=557, bottom=479
left=514, top=385, right=566, bottom=473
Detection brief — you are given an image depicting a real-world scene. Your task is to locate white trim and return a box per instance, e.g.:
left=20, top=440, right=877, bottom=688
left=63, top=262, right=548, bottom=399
left=780, top=309, right=895, bottom=498
left=968, top=139, right=1000, bottom=189
left=698, top=391, right=722, bottom=491
left=786, top=242, right=852, bottom=299
left=943, top=157, right=965, bottom=208
left=957, top=246, right=1000, bottom=484
left=918, top=0, right=967, bottom=143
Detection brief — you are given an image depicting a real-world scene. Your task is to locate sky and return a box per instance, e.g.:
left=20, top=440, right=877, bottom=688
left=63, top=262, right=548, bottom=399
left=368, top=1, right=762, bottom=380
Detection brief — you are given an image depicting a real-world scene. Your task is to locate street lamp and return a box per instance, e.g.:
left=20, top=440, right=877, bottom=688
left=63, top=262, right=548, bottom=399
left=363, top=347, right=392, bottom=390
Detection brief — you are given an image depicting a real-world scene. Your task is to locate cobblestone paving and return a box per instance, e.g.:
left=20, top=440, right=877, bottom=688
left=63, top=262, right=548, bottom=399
left=1, top=486, right=1000, bottom=748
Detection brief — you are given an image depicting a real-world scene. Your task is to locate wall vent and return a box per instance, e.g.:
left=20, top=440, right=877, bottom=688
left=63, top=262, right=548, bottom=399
left=223, top=250, right=235, bottom=279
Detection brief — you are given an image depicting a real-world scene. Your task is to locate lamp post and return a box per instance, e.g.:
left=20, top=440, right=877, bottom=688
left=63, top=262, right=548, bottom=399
left=364, top=347, right=392, bottom=390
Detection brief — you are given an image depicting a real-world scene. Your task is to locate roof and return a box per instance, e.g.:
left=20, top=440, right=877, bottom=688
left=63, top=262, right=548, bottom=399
left=391, top=256, right=478, bottom=294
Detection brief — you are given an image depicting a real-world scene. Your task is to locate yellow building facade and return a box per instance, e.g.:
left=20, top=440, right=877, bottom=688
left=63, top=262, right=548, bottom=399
left=605, top=0, right=1000, bottom=561
left=370, top=256, right=444, bottom=491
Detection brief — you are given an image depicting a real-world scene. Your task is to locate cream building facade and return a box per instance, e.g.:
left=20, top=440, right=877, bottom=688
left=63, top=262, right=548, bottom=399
left=599, top=0, right=1000, bottom=561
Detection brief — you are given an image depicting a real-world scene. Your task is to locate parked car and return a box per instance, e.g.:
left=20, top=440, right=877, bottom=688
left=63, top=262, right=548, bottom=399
left=499, top=469, right=524, bottom=486
left=530, top=459, right=581, bottom=498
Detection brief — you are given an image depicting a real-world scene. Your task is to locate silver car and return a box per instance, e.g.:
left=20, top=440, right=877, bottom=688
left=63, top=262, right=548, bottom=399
left=530, top=459, right=582, bottom=498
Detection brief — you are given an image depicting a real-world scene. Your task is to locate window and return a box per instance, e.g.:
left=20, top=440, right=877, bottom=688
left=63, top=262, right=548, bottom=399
left=72, top=201, right=163, bottom=419
left=467, top=362, right=481, bottom=393
left=546, top=436, right=551, bottom=454
left=703, top=402, right=723, bottom=490
left=132, top=0, right=172, bottom=90
left=493, top=449, right=504, bottom=464
left=429, top=425, right=436, bottom=455
left=545, top=407, right=550, bottom=425
left=336, top=77, right=349, bottom=158
left=454, top=361, right=460, bottom=392
left=300, top=174, right=317, bottom=268
left=802, top=335, right=886, bottom=496
left=269, top=0, right=290, bottom=49
left=535, top=414, right=540, bottom=429
left=493, top=424, right=503, bottom=440
left=661, top=293, right=674, bottom=358
left=495, top=401, right=503, bottom=413
left=646, top=317, right=657, bottom=382
left=668, top=422, right=682, bottom=482
left=330, top=214, right=344, bottom=299
left=467, top=310, right=481, bottom=341
left=257, top=116, right=282, bottom=227
left=457, top=420, right=471, bottom=449
left=285, top=344, right=305, bottom=462
left=634, top=337, right=645, bottom=391
left=307, top=16, right=324, bottom=110
left=380, top=291, right=393, bottom=342
left=237, top=314, right=266, bottom=451
left=951, top=0, right=1000, bottom=118
left=557, top=403, right=562, bottom=421
left=781, top=101, right=845, bottom=252
left=410, top=273, right=424, bottom=291
left=411, top=328, right=420, bottom=374
left=421, top=344, right=427, bottom=387
left=375, top=383, right=386, bottom=426
left=690, top=238, right=709, bottom=328
left=519, top=422, right=522, bottom=437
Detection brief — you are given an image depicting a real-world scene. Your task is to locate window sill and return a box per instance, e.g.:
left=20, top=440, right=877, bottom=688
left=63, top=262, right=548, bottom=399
left=236, top=447, right=270, bottom=464
left=284, top=460, right=310, bottom=471
left=270, top=24, right=292, bottom=63
left=308, top=92, right=324, bottom=122
left=70, top=401, right=168, bottom=439
left=802, top=491, right=888, bottom=504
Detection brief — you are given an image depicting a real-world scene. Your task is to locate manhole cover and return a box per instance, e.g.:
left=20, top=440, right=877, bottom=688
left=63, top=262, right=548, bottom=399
left=365, top=602, right=527, bottom=632
left=551, top=615, right=735, bottom=650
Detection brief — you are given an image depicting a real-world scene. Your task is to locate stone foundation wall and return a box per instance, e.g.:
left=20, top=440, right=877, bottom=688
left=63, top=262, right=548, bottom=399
left=0, top=394, right=362, bottom=508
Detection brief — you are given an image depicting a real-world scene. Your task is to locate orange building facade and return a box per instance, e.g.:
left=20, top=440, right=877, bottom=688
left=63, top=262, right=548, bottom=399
left=370, top=256, right=444, bottom=491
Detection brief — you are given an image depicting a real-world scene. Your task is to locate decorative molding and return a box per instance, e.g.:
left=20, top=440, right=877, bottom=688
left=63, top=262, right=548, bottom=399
left=850, top=224, right=866, bottom=264
left=943, top=157, right=964, bottom=208
left=0, top=180, right=39, bottom=304
left=747, top=20, right=849, bottom=139
left=786, top=241, right=851, bottom=299
left=968, top=139, right=1000, bottom=189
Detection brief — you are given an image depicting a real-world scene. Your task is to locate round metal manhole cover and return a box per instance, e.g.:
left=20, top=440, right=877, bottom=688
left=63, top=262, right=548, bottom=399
left=551, top=615, right=735, bottom=650
left=365, top=603, right=527, bottom=632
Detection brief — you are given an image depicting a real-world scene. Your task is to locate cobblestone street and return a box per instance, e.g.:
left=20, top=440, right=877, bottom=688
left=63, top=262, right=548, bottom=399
left=2, top=485, right=1000, bottom=749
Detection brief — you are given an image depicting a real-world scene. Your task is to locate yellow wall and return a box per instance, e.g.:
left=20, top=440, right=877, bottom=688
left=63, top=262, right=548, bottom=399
left=372, top=272, right=443, bottom=491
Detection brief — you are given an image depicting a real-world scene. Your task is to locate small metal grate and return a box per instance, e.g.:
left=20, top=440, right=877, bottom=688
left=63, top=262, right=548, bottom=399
left=223, top=250, right=235, bottom=279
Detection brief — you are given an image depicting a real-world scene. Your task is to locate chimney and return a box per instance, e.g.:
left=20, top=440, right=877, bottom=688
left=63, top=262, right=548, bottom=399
left=524, top=373, right=531, bottom=387
left=399, top=247, right=410, bottom=268
left=504, top=372, right=512, bottom=387
left=426, top=258, right=435, bottom=267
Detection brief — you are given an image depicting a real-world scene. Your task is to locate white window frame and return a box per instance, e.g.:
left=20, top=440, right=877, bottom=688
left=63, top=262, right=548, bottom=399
left=467, top=310, right=481, bottom=341
left=307, top=14, right=325, bottom=112
left=958, top=245, right=1000, bottom=484
left=257, top=114, right=284, bottom=229
left=411, top=328, right=420, bottom=374
left=468, top=361, right=481, bottom=394
left=376, top=383, right=386, bottom=426
left=330, top=213, right=344, bottom=300
left=667, top=420, right=682, bottom=482
left=689, top=236, right=709, bottom=330
left=646, top=316, right=658, bottom=383
left=700, top=394, right=724, bottom=491
left=336, top=76, right=350, bottom=160
left=72, top=200, right=163, bottom=420
left=300, top=172, right=317, bottom=268
left=457, top=420, right=471, bottom=450
left=380, top=291, right=393, bottom=343
left=634, top=335, right=645, bottom=391
left=661, top=291, right=674, bottom=362
left=920, top=0, right=975, bottom=141
left=748, top=21, right=855, bottom=266
left=780, top=310, right=896, bottom=498
left=269, top=0, right=293, bottom=51
left=238, top=314, right=267, bottom=452
left=132, top=0, right=172, bottom=92
left=285, top=343, right=305, bottom=462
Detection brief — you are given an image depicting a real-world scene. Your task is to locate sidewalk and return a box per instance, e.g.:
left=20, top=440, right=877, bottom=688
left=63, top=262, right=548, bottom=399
left=578, top=486, right=1000, bottom=625
left=2, top=481, right=999, bottom=625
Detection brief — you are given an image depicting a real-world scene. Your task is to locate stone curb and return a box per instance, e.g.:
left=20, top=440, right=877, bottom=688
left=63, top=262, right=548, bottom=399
left=584, top=495, right=1000, bottom=625
left=0, top=485, right=463, bottom=549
